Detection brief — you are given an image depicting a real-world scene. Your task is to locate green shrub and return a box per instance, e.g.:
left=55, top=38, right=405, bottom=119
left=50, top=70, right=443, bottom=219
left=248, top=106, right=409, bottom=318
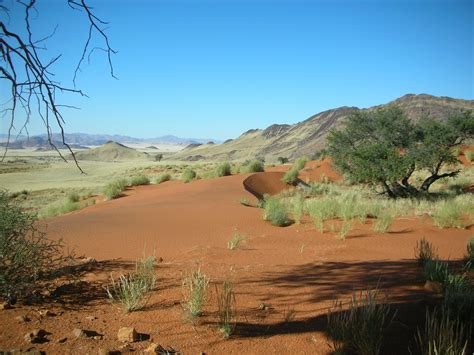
left=242, top=160, right=264, bottom=173
left=424, top=260, right=449, bottom=284
left=338, top=221, right=351, bottom=240
left=181, top=168, right=197, bottom=183
left=277, top=157, right=289, bottom=164
left=103, top=178, right=128, bottom=200
left=129, top=175, right=150, bottom=186
left=293, top=156, right=309, bottom=171
left=432, top=200, right=466, bottom=229
left=282, top=168, right=299, bottom=185
left=216, top=162, right=232, bottom=177
left=263, top=197, right=290, bottom=226
left=216, top=280, right=236, bottom=339
left=106, top=273, right=149, bottom=312
left=415, top=308, right=468, bottom=355
left=465, top=150, right=474, bottom=163
left=372, top=211, right=393, bottom=233
left=228, top=233, right=245, bottom=250
left=67, top=192, right=80, bottom=203
left=40, top=200, right=81, bottom=218
left=182, top=268, right=209, bottom=319
left=326, top=289, right=392, bottom=355
left=290, top=193, right=305, bottom=224
left=415, top=238, right=438, bottom=266
left=464, top=238, right=474, bottom=271
left=135, top=256, right=156, bottom=292
left=0, top=191, right=69, bottom=299
left=155, top=173, right=172, bottom=184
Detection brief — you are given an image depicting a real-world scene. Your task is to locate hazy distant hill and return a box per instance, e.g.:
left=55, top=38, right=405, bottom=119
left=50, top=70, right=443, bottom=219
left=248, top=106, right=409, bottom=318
left=0, top=133, right=220, bottom=148
left=171, top=94, right=474, bottom=162
left=73, top=141, right=151, bottom=161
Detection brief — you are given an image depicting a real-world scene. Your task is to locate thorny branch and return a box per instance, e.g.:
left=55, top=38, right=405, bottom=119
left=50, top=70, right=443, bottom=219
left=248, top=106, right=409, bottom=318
left=0, top=0, right=116, bottom=172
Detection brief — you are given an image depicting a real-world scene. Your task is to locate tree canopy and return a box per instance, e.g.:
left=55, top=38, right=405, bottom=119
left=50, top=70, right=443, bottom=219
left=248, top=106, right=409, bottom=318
left=327, top=106, right=474, bottom=198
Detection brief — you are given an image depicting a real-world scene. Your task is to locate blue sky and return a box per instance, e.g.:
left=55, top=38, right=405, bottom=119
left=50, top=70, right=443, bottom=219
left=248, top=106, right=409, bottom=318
left=2, top=0, right=473, bottom=140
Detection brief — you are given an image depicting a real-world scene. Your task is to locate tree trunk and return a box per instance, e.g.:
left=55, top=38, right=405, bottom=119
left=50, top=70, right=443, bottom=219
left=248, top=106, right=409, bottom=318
left=381, top=181, right=396, bottom=198
left=420, top=170, right=460, bottom=192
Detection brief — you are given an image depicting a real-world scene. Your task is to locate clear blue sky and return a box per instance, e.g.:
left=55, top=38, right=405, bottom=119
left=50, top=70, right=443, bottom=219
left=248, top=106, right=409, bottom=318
left=3, top=0, right=473, bottom=140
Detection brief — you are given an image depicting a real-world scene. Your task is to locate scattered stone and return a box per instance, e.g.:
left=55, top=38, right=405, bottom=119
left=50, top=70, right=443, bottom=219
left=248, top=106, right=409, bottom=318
left=117, top=327, right=137, bottom=342
left=86, top=315, right=97, bottom=321
left=38, top=310, right=55, bottom=317
left=258, top=303, right=271, bottom=311
left=424, top=280, right=443, bottom=294
left=16, top=315, right=30, bottom=322
left=0, top=301, right=12, bottom=310
left=56, top=337, right=67, bottom=343
left=93, top=335, right=103, bottom=340
left=24, top=329, right=47, bottom=344
left=73, top=328, right=88, bottom=339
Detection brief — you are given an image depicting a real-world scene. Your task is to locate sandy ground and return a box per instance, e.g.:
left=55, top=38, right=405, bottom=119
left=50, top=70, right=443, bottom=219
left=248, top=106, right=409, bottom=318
left=0, top=161, right=472, bottom=354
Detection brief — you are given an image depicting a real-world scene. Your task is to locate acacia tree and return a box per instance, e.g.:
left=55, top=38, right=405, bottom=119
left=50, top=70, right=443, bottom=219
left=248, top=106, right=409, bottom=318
left=327, top=106, right=474, bottom=198
left=0, top=0, right=115, bottom=171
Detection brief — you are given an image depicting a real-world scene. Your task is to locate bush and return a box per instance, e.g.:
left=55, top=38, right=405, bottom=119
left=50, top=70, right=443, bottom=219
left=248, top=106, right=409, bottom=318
left=242, top=160, right=264, bottom=173
left=106, top=273, right=149, bottom=312
left=415, top=238, right=438, bottom=266
left=216, top=162, right=232, bottom=177
left=103, top=178, right=128, bottom=200
left=228, top=233, right=245, bottom=250
left=415, top=308, right=469, bottom=355
left=290, top=193, right=305, bottom=224
left=282, top=168, right=299, bottom=185
left=40, top=200, right=81, bottom=218
left=182, top=268, right=209, bottom=319
left=277, top=157, right=289, bottom=164
left=155, top=173, right=171, bottom=184
left=465, top=150, right=474, bottom=163
left=464, top=238, right=474, bottom=271
left=423, top=260, right=449, bottom=284
left=67, top=192, right=80, bottom=203
left=327, top=289, right=392, bottom=355
left=0, top=191, right=69, bottom=300
left=181, top=168, right=197, bottom=183
left=216, top=280, right=236, bottom=339
left=433, top=200, right=466, bottom=229
left=293, top=156, right=309, bottom=171
left=129, top=175, right=150, bottom=186
left=263, top=197, right=290, bottom=226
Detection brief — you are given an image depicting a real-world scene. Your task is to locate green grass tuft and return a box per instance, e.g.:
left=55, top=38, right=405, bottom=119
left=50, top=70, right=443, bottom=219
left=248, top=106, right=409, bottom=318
left=216, top=280, right=236, bottom=339
left=228, top=233, right=246, bottom=250
left=415, top=238, right=438, bottom=266
left=181, top=168, right=197, bottom=183
left=182, top=268, right=210, bottom=320
left=129, top=175, right=150, bottom=186
left=263, top=196, right=291, bottom=226
left=216, top=162, right=232, bottom=177
left=155, top=173, right=172, bottom=184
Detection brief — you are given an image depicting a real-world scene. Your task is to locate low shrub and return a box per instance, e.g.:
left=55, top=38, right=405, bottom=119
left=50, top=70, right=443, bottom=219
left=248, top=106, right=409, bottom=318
left=106, top=273, right=149, bottom=312
left=228, top=233, right=245, bottom=250
left=129, top=175, right=150, bottom=186
left=415, top=238, right=438, bottom=266
left=326, top=289, right=392, bottom=355
left=103, top=178, right=128, bottom=200
left=216, top=162, right=232, bottom=177
left=242, top=160, right=264, bottom=173
left=432, top=200, right=466, bottom=229
left=135, top=256, right=156, bottom=292
left=263, top=197, right=291, bottom=226
left=155, top=173, right=172, bottom=184
left=40, top=200, right=81, bottom=218
left=0, top=191, right=70, bottom=300
left=67, top=192, right=80, bottom=203
left=293, top=156, right=309, bottom=171
left=181, top=168, right=197, bottom=183
left=464, top=238, right=474, bottom=271
left=182, top=268, right=209, bottom=319
left=372, top=211, right=393, bottom=233
left=464, top=150, right=474, bottom=163
left=415, top=308, right=469, bottom=355
left=216, top=280, right=236, bottom=339
left=290, top=193, right=305, bottom=224
left=423, top=260, right=449, bottom=284
left=277, top=157, right=289, bottom=164
left=282, top=168, right=299, bottom=185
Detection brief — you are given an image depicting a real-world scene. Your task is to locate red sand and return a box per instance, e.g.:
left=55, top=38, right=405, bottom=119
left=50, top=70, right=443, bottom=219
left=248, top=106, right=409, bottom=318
left=1, top=161, right=472, bottom=354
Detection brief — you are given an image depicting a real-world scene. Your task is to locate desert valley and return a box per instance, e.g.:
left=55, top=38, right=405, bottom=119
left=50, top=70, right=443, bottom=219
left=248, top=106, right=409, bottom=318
left=1, top=94, right=473, bottom=354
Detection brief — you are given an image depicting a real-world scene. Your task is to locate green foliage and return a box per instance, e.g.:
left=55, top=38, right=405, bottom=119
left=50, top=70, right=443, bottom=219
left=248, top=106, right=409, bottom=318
left=423, top=260, right=449, bottom=284
left=415, top=238, right=438, bottom=266
left=40, top=200, right=81, bottom=218
left=464, top=238, right=474, bottom=271
left=129, top=175, right=150, bottom=186
left=0, top=191, right=69, bottom=299
left=181, top=168, right=197, bottom=183
left=327, top=107, right=474, bottom=197
left=241, top=160, right=264, bottom=173
left=263, top=197, right=291, bottom=226
left=293, top=156, right=309, bottom=171
left=106, top=255, right=156, bottom=312
left=103, top=178, right=128, bottom=200
left=415, top=308, right=468, bottom=355
left=327, top=289, right=392, bottom=355
left=228, top=233, right=245, bottom=250
left=465, top=150, right=474, bottom=163
left=67, top=192, right=80, bottom=203
left=155, top=173, right=171, bottom=184
left=338, top=221, right=351, bottom=240
left=277, top=156, right=289, bottom=164
left=154, top=153, right=163, bottom=161
left=290, top=193, right=305, bottom=224
left=282, top=168, right=299, bottom=185
left=182, top=268, right=210, bottom=319
left=372, top=211, right=393, bottom=233
left=432, top=200, right=466, bottom=229
left=216, top=162, right=232, bottom=177
left=216, top=280, right=236, bottom=339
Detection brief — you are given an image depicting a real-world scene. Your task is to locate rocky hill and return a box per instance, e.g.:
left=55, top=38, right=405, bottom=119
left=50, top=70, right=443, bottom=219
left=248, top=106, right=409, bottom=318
left=171, top=94, right=474, bottom=162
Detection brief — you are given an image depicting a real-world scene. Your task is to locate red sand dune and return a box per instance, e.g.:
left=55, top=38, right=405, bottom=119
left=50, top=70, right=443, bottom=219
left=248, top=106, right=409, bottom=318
left=243, top=171, right=289, bottom=199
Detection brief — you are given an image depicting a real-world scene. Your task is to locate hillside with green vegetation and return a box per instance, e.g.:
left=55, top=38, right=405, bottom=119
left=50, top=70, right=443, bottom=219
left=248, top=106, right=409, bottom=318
left=73, top=141, right=151, bottom=161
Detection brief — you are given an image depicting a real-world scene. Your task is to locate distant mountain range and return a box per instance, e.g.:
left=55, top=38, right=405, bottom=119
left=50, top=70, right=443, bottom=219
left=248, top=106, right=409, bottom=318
left=171, top=93, right=474, bottom=162
left=0, top=133, right=220, bottom=150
